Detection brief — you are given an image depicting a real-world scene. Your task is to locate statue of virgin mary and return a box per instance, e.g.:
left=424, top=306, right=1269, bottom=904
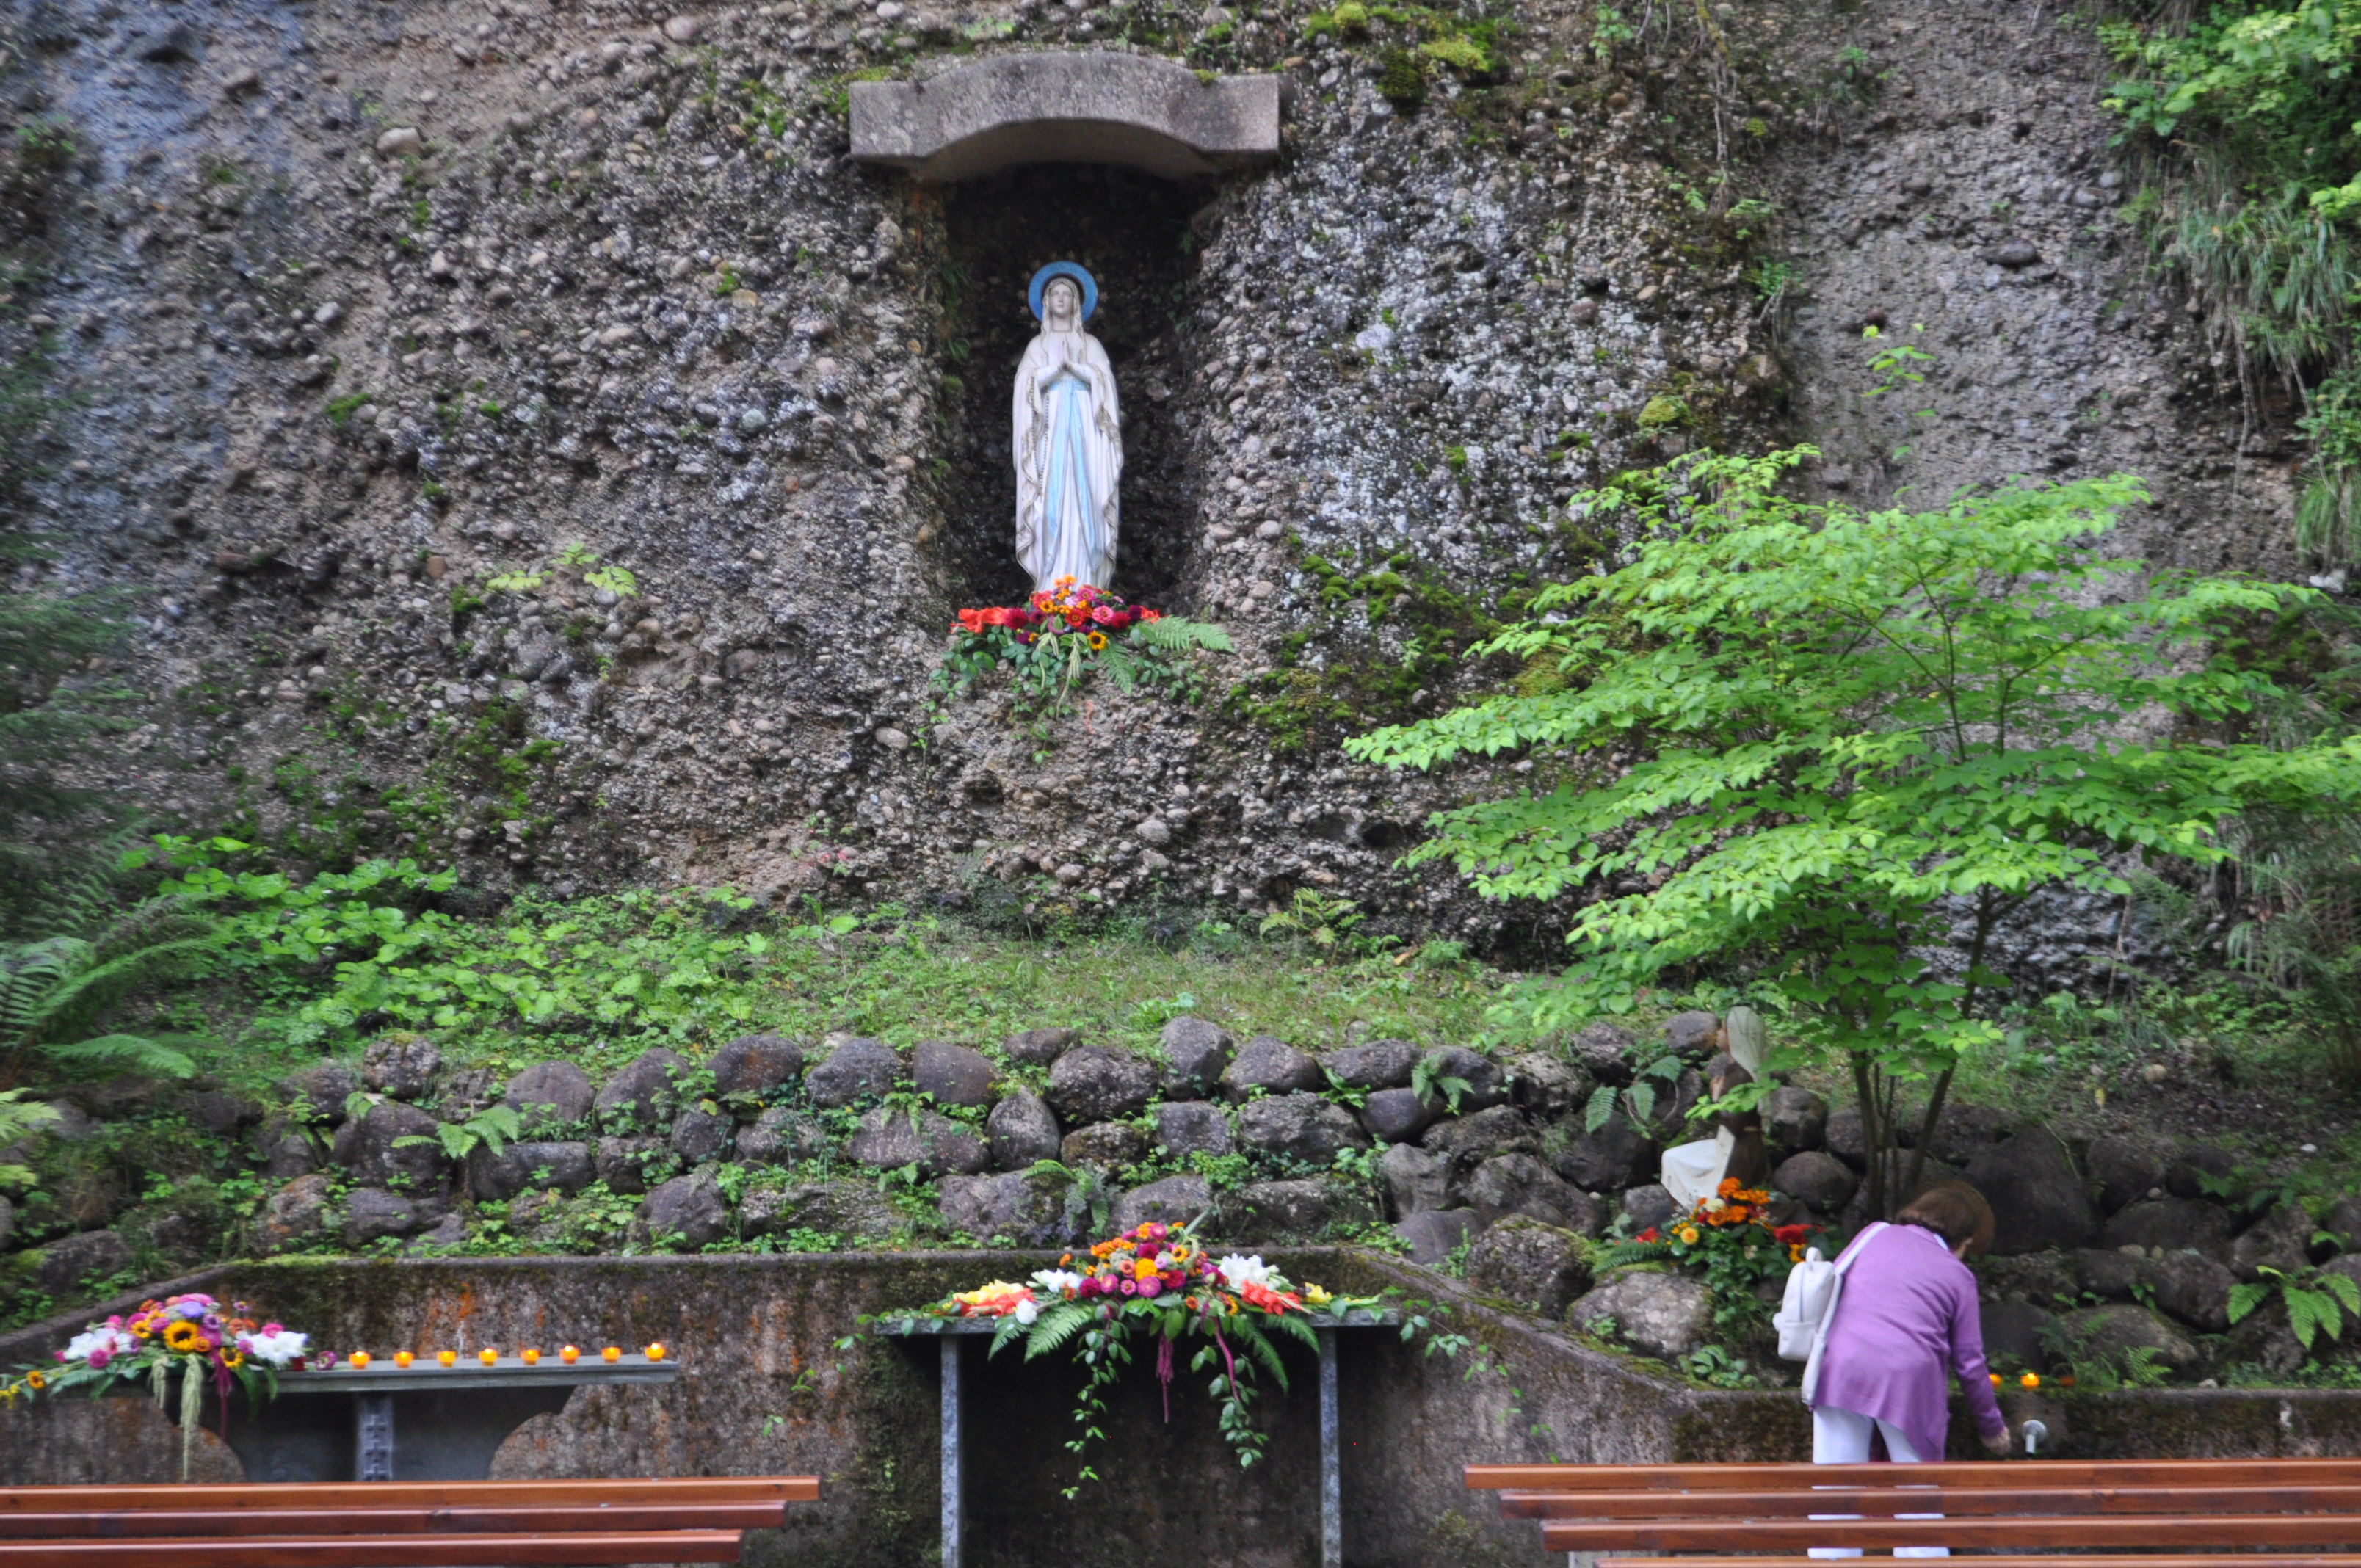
left=1012, top=262, right=1122, bottom=594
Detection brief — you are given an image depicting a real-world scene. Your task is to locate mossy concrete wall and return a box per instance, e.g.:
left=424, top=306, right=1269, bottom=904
left=4, top=1252, right=2357, bottom=1567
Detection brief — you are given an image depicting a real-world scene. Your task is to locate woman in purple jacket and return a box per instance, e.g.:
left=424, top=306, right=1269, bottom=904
left=1810, top=1183, right=2012, bottom=1557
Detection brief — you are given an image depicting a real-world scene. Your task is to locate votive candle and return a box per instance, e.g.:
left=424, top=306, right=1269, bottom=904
left=394, top=1351, right=413, bottom=1369
left=521, top=1349, right=540, bottom=1365
left=602, top=1346, right=621, bottom=1362
left=646, top=1343, right=667, bottom=1362
left=560, top=1345, right=580, bottom=1365
left=349, top=1351, right=371, bottom=1370
left=479, top=1349, right=498, bottom=1366
left=437, top=1351, right=457, bottom=1368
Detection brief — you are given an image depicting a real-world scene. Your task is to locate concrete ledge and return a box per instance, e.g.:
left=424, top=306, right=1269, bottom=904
left=849, top=51, right=1280, bottom=181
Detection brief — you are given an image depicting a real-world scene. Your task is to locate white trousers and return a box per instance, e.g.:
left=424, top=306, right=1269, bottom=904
left=1809, top=1405, right=1948, bottom=1558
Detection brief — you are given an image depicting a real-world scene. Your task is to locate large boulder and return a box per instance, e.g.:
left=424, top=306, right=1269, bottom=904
left=593, top=1136, right=675, bottom=1194
left=2101, top=1198, right=2234, bottom=1259
left=670, top=1107, right=734, bottom=1164
left=2086, top=1135, right=2167, bottom=1215
left=986, top=1091, right=1062, bottom=1169
left=1763, top=1087, right=1829, bottom=1152
left=1236, top=1093, right=1371, bottom=1165
left=1155, top=1100, right=1233, bottom=1160
left=34, top=1228, right=134, bottom=1295
left=1360, top=1087, right=1442, bottom=1144
left=1230, top=1178, right=1366, bottom=1240
left=1663, top=1009, right=1722, bottom=1058
left=847, top=1108, right=988, bottom=1177
left=1380, top=1142, right=1447, bottom=1217
left=1393, top=1208, right=1482, bottom=1266
left=1621, top=1184, right=1680, bottom=1233
left=502, top=1061, right=595, bottom=1132
left=2230, top=1202, right=2315, bottom=1282
left=1569, top=1271, right=1714, bottom=1358
left=1506, top=1052, right=1593, bottom=1119
left=1839, top=1150, right=1964, bottom=1230
left=332, top=1100, right=449, bottom=1189
left=708, top=1034, right=805, bottom=1098
left=1002, top=1026, right=1078, bottom=1067
left=360, top=1034, right=442, bottom=1100
left=1549, top=1115, right=1654, bottom=1191
left=1978, top=1299, right=2058, bottom=1373
left=2166, top=1143, right=2238, bottom=1200
left=1322, top=1039, right=1419, bottom=1091
left=803, top=1037, right=902, bottom=1108
left=1824, top=1104, right=1869, bottom=1167
left=257, top=1118, right=319, bottom=1180
left=913, top=1041, right=996, bottom=1108
left=2144, top=1251, right=2237, bottom=1333
left=734, top=1108, right=834, bottom=1166
left=469, top=1140, right=594, bottom=1201
left=595, top=1047, right=692, bottom=1131
left=1220, top=1035, right=1324, bottom=1100
left=2322, top=1194, right=2361, bottom=1252
left=1158, top=1017, right=1232, bottom=1095
left=1421, top=1047, right=1509, bottom=1113
left=1919, top=1103, right=2015, bottom=1166
left=939, top=1170, right=1079, bottom=1247
left=1422, top=1106, right=1535, bottom=1172
left=1466, top=1217, right=1593, bottom=1317
left=280, top=1061, right=362, bottom=1123
left=1048, top=1045, right=1155, bottom=1123
left=342, top=1187, right=420, bottom=1245
left=1111, top=1174, right=1216, bottom=1235
left=254, top=1174, right=335, bottom=1252
left=1461, top=1153, right=1604, bottom=1235
left=1773, top=1151, right=1858, bottom=1213
left=1566, top=1021, right=1637, bottom=1080
left=1962, top=1128, right=2099, bottom=1255
left=740, top=1180, right=899, bottom=1242
left=2057, top=1303, right=2203, bottom=1376
left=639, top=1172, right=728, bottom=1249
left=1062, top=1122, right=1150, bottom=1167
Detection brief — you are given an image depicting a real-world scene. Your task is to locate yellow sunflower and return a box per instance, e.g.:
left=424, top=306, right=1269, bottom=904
left=25, top=1371, right=44, bottom=1390
left=162, top=1321, right=206, bottom=1354
left=217, top=1350, right=245, bottom=1371
left=1086, top=631, right=1108, bottom=651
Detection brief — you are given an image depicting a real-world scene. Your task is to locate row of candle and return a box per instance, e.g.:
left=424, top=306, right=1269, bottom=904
left=342, top=1344, right=667, bottom=1370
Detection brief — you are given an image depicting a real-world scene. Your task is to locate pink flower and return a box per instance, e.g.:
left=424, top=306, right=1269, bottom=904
left=1119, top=1278, right=1138, bottom=1296
left=86, top=1350, right=111, bottom=1370
left=1137, top=1277, right=1162, bottom=1299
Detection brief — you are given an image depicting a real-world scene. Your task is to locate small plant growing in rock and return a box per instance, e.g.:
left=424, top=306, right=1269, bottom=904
left=2232, top=1265, right=2361, bottom=1352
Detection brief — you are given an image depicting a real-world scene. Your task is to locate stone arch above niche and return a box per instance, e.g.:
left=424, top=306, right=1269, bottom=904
left=848, top=51, right=1280, bottom=182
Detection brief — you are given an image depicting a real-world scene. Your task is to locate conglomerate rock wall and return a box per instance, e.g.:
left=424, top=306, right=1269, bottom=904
left=0, top=0, right=2260, bottom=946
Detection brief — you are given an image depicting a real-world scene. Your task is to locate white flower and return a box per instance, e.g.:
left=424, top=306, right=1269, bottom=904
left=1013, top=1298, right=1040, bottom=1326
left=1030, top=1268, right=1084, bottom=1296
left=64, top=1326, right=136, bottom=1363
left=1216, top=1254, right=1272, bottom=1291
left=239, top=1329, right=311, bottom=1368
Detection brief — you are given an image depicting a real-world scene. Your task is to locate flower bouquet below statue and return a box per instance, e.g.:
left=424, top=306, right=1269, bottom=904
left=937, top=578, right=1232, bottom=715
left=891, top=1217, right=1381, bottom=1492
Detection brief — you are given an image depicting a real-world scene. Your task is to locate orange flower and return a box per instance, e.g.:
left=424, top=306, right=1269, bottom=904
left=1241, top=1280, right=1303, bottom=1315
left=1717, top=1177, right=1742, bottom=1198
left=954, top=609, right=987, bottom=635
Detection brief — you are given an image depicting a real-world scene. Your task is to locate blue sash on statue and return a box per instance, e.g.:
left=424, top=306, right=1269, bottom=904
left=1041, top=371, right=1103, bottom=585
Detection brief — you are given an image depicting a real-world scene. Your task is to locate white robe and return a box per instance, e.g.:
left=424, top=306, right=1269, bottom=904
left=1012, top=324, right=1122, bottom=593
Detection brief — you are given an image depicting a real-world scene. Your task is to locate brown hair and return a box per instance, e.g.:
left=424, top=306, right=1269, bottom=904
left=1894, top=1181, right=1995, bottom=1256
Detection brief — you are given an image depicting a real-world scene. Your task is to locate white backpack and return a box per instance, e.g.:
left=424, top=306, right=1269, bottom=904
left=1774, top=1222, right=1885, bottom=1404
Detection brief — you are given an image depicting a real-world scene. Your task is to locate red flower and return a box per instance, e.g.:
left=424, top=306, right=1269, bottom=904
left=954, top=608, right=987, bottom=635
left=1771, top=1224, right=1816, bottom=1246
left=1635, top=1227, right=1661, bottom=1244
left=1064, top=607, right=1089, bottom=628
left=1142, top=608, right=1162, bottom=622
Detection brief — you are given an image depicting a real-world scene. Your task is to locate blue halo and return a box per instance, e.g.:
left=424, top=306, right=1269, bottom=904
left=1027, top=261, right=1099, bottom=323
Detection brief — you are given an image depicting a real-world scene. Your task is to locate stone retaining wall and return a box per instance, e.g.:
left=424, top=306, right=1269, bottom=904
left=3, top=1250, right=2356, bottom=1566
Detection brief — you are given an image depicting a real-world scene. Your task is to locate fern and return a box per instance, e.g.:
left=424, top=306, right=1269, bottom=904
left=0, top=1089, right=60, bottom=1189
left=1583, top=1082, right=1620, bottom=1133
left=1129, top=615, right=1233, bottom=654
left=0, top=901, right=217, bottom=1080
left=1021, top=1300, right=1096, bottom=1361
left=2228, top=1266, right=2361, bottom=1352
left=1410, top=1049, right=1474, bottom=1113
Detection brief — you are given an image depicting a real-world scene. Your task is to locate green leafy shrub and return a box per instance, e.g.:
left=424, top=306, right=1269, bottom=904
left=1349, top=445, right=2361, bottom=1217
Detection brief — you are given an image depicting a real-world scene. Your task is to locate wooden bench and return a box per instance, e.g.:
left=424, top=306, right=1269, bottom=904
left=0, top=1476, right=820, bottom=1566
left=1469, top=1459, right=2361, bottom=1565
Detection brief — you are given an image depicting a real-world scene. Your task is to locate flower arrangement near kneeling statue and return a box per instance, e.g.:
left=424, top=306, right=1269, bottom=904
left=1604, top=1178, right=1821, bottom=1326
left=937, top=578, right=1232, bottom=716
left=893, top=1218, right=1382, bottom=1492
left=1, top=1293, right=316, bottom=1478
